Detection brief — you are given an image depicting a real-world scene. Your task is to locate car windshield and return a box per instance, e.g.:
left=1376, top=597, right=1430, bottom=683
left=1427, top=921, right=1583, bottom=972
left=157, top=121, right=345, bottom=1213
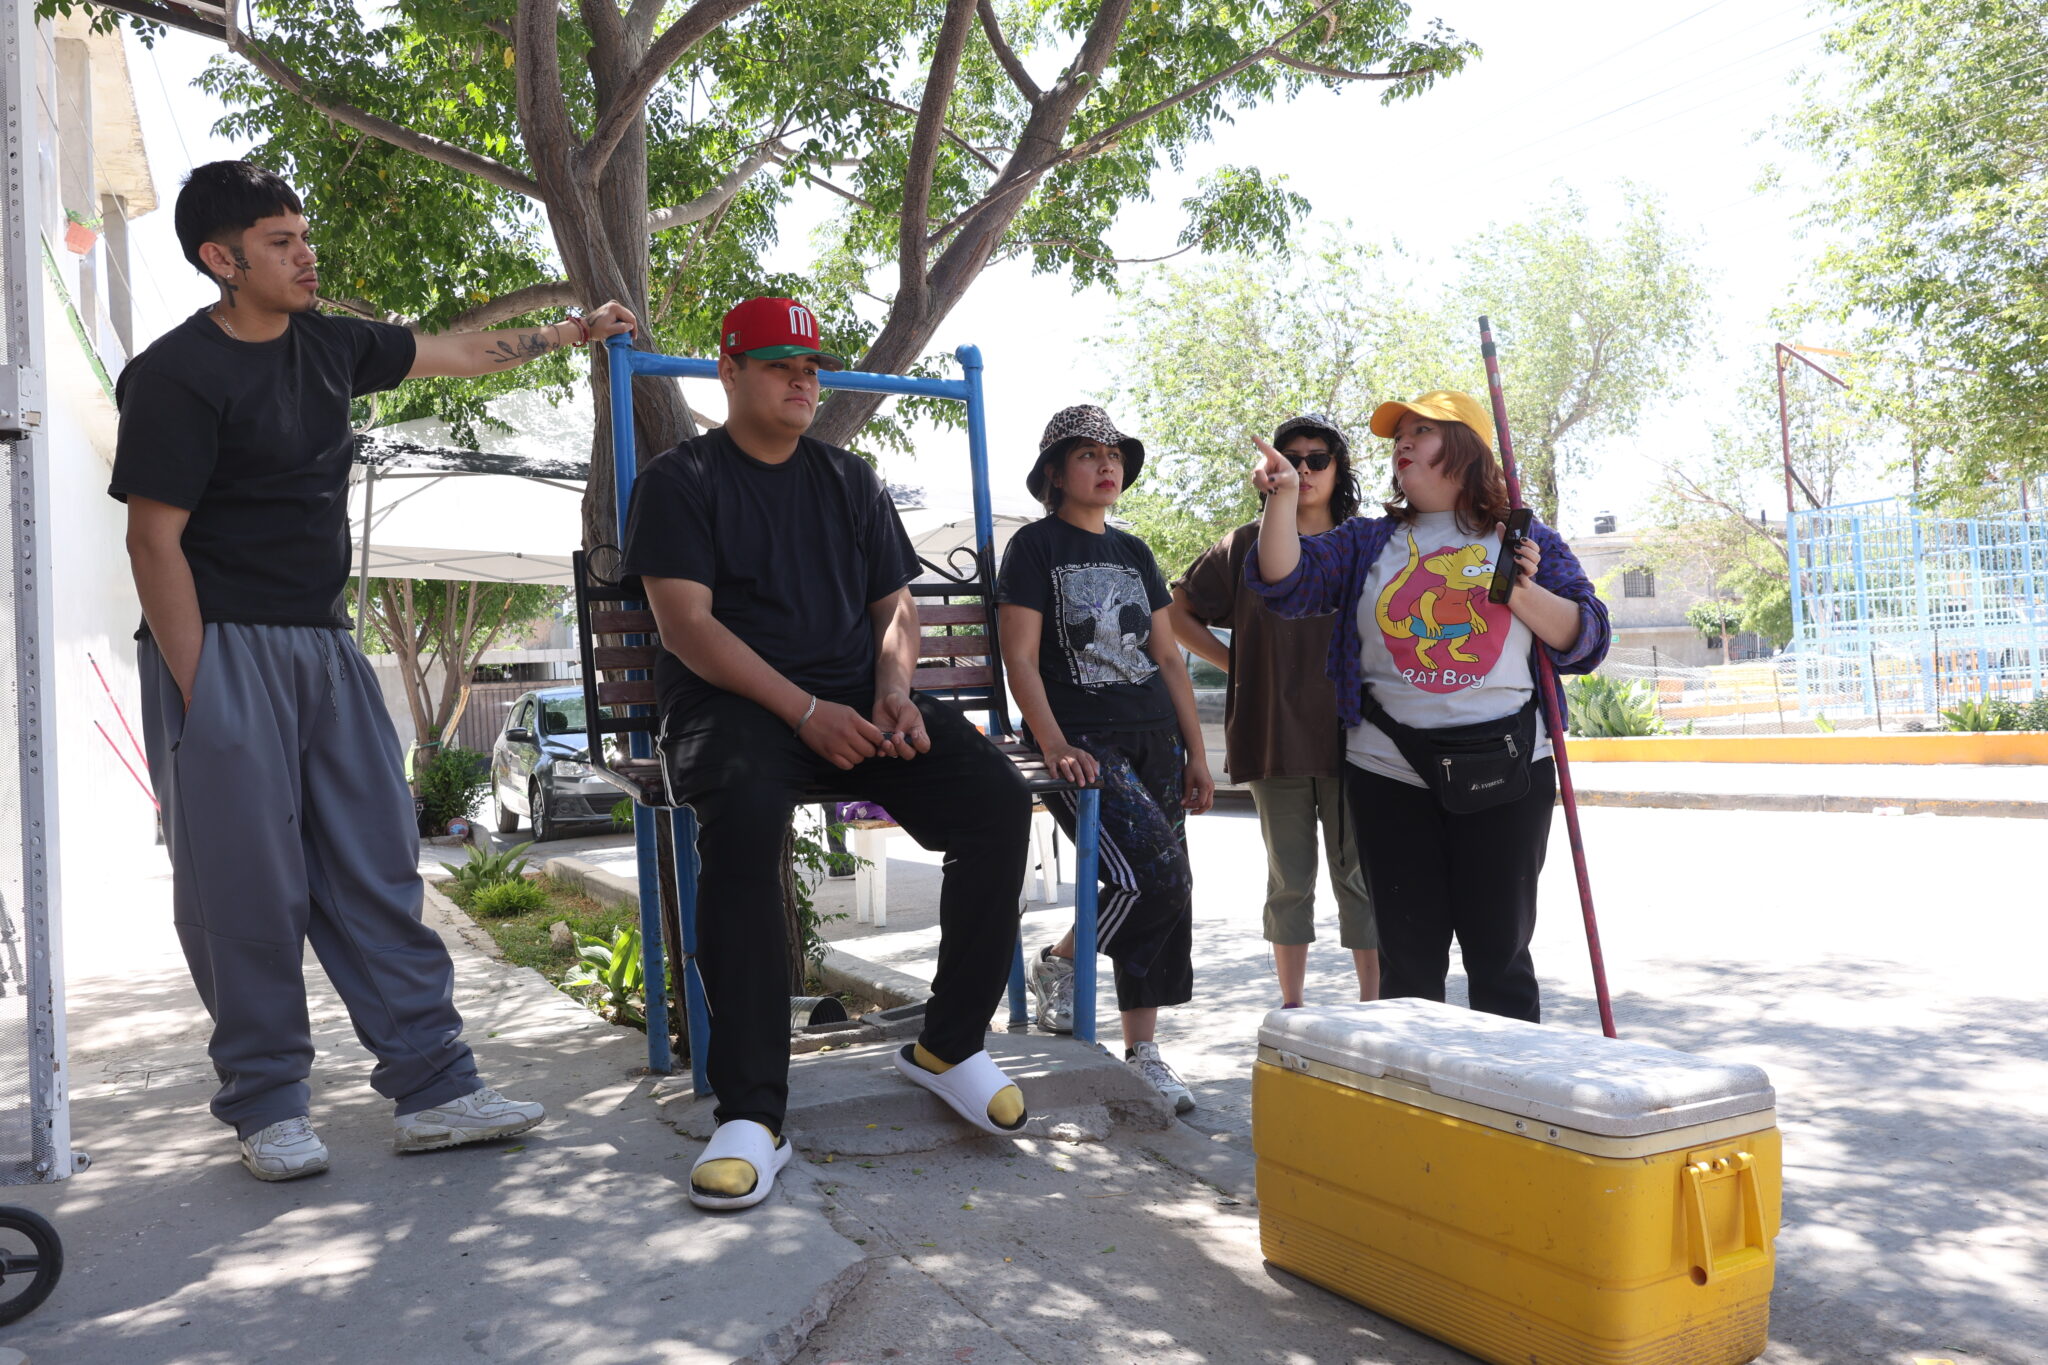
left=538, top=697, right=587, bottom=736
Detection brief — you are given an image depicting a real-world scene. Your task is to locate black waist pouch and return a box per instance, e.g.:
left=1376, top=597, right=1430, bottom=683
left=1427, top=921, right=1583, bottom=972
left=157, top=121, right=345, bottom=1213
left=1358, top=685, right=1538, bottom=814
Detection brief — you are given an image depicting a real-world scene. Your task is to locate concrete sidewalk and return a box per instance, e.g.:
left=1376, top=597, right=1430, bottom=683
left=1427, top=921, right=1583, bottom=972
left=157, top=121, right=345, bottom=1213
left=1569, top=760, right=2048, bottom=817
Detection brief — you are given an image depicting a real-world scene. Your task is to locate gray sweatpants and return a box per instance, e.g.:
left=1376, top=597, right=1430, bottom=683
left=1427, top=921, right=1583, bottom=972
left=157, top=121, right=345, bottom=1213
left=139, top=623, right=479, bottom=1137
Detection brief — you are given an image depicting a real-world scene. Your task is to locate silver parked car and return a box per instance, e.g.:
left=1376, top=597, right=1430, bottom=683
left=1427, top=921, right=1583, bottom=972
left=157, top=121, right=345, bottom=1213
left=489, top=687, right=625, bottom=841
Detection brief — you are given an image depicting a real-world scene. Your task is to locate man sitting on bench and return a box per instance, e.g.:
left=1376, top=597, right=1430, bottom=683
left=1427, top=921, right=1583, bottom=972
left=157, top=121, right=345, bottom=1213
left=621, top=296, right=1035, bottom=1211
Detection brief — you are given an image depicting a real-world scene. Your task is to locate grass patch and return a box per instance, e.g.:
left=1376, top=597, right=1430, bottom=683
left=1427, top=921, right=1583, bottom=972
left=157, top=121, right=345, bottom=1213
left=447, top=876, right=636, bottom=987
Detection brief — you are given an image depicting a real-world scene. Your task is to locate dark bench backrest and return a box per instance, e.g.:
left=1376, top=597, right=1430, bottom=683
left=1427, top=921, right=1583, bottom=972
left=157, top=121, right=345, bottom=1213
left=573, top=545, right=1016, bottom=778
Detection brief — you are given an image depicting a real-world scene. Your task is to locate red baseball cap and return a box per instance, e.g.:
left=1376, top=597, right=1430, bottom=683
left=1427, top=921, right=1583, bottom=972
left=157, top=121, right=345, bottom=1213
left=718, top=296, right=844, bottom=370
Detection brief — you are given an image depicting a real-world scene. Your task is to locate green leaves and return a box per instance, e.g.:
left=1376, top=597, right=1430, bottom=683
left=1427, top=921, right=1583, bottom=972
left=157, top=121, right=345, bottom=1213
left=1561, top=675, right=1665, bottom=739
left=1794, top=0, right=2048, bottom=497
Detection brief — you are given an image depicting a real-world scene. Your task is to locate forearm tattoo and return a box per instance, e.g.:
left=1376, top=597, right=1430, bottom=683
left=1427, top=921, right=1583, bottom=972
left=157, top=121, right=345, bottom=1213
left=483, top=329, right=558, bottom=366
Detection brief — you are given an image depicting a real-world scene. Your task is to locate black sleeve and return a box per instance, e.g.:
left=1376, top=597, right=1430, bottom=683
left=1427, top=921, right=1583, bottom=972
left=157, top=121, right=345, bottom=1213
left=107, top=364, right=219, bottom=510
left=345, top=317, right=418, bottom=396
left=994, top=524, right=1053, bottom=613
left=862, top=474, right=919, bottom=605
left=620, top=457, right=715, bottom=586
left=1135, top=538, right=1173, bottom=612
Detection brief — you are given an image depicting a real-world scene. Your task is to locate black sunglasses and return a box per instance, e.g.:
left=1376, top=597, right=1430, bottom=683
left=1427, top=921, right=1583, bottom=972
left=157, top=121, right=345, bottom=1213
left=1282, top=450, right=1334, bottom=472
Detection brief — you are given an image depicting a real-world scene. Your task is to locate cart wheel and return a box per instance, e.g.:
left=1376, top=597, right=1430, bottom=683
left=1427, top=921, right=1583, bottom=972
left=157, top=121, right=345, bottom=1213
left=0, top=1205, right=61, bottom=1325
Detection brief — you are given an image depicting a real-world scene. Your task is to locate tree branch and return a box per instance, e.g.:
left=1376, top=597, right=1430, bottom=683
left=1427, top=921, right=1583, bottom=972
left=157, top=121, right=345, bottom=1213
left=930, top=0, right=1348, bottom=245
left=625, top=0, right=669, bottom=48
left=830, top=86, right=1001, bottom=173
left=977, top=0, right=1041, bottom=104
left=1274, top=53, right=1429, bottom=81
left=805, top=172, right=878, bottom=213
left=445, top=281, right=582, bottom=331
left=226, top=27, right=542, bottom=200
left=1005, top=238, right=1196, bottom=266
left=901, top=1, right=980, bottom=316
left=646, top=144, right=784, bottom=231
left=580, top=0, right=626, bottom=58
left=582, top=0, right=762, bottom=180
left=317, top=295, right=400, bottom=324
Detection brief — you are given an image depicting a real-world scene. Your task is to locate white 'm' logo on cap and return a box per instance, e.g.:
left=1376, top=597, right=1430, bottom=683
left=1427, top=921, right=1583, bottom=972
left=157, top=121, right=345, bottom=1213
left=788, top=305, right=816, bottom=338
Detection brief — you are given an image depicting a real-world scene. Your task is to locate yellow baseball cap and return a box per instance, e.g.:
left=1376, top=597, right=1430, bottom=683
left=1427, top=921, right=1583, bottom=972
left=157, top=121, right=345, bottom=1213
left=1368, top=390, right=1496, bottom=451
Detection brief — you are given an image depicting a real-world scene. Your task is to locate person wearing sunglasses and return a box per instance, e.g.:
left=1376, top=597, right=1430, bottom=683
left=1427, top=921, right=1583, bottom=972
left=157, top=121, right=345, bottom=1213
left=1169, top=415, right=1379, bottom=1009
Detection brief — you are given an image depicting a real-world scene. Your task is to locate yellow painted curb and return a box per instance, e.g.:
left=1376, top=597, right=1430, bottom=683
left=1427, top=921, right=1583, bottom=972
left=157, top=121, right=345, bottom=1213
left=1567, top=733, right=2048, bottom=765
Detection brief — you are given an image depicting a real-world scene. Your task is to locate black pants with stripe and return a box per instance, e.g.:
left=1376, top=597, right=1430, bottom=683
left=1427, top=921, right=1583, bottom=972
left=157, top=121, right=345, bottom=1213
left=1041, top=728, right=1195, bottom=1013
left=663, top=690, right=1032, bottom=1131
left=1342, top=758, right=1555, bottom=1022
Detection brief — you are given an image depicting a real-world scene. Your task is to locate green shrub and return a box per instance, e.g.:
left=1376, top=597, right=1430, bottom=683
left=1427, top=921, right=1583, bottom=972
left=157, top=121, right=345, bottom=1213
left=610, top=798, right=635, bottom=831
left=470, top=878, right=549, bottom=918
left=1563, top=674, right=1664, bottom=738
left=560, top=925, right=668, bottom=1029
left=2028, top=697, right=2048, bottom=731
left=416, top=745, right=489, bottom=832
left=440, top=841, right=534, bottom=896
left=1942, top=698, right=2026, bottom=732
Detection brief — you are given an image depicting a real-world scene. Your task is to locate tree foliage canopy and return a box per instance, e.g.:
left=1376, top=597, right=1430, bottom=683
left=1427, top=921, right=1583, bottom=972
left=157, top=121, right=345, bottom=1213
left=1795, top=0, right=2048, bottom=498
left=48, top=0, right=1477, bottom=543
left=1102, top=187, right=1710, bottom=574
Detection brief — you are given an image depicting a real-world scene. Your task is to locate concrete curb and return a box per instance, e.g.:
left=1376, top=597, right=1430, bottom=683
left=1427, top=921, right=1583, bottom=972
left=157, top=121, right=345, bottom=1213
left=1572, top=789, right=2048, bottom=819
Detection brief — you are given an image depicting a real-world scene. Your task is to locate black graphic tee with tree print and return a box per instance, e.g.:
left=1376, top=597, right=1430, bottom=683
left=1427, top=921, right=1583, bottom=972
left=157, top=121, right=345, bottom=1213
left=996, top=515, right=1176, bottom=734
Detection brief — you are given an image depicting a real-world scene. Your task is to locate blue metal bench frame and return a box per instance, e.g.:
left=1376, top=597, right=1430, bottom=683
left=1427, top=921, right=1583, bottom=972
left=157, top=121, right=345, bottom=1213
left=590, top=334, right=1105, bottom=1093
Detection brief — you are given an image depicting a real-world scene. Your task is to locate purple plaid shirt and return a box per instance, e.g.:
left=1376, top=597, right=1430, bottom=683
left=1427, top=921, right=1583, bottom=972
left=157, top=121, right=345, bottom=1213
left=1245, top=515, right=1610, bottom=730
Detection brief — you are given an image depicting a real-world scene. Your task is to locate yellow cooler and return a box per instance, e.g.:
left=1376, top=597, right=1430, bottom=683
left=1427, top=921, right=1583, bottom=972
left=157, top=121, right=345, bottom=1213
left=1254, top=1000, right=1779, bottom=1365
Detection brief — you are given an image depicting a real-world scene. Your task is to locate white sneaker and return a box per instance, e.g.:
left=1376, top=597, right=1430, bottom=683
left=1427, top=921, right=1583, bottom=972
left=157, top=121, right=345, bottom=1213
left=394, top=1085, right=545, bottom=1153
left=1027, top=947, right=1075, bottom=1034
left=240, top=1116, right=330, bottom=1182
left=1127, top=1042, right=1195, bottom=1115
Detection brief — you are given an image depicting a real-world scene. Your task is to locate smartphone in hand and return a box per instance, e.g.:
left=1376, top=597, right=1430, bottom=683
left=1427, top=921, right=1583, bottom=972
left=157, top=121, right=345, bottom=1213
left=1488, top=508, right=1535, bottom=605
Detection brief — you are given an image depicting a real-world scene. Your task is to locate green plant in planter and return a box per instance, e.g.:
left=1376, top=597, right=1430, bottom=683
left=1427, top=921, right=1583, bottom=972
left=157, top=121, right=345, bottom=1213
left=1942, top=698, right=2025, bottom=732
left=470, top=878, right=548, bottom=918
left=441, top=841, right=534, bottom=896
left=560, top=925, right=668, bottom=1029
left=1562, top=674, right=1664, bottom=738
left=610, top=798, right=635, bottom=832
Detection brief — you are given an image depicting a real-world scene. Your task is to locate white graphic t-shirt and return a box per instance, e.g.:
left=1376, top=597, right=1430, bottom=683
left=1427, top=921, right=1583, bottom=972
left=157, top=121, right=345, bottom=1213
left=1347, top=510, right=1551, bottom=786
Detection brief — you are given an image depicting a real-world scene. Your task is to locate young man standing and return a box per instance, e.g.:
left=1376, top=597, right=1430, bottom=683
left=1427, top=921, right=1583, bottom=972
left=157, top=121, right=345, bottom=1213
left=112, top=161, right=637, bottom=1182
left=1169, top=415, right=1379, bottom=1007
left=621, top=296, right=1035, bottom=1211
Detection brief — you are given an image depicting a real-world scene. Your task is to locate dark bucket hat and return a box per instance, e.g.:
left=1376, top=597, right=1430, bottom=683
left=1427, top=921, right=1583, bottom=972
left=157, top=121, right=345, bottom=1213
left=1271, top=412, right=1351, bottom=459
left=1028, top=405, right=1146, bottom=503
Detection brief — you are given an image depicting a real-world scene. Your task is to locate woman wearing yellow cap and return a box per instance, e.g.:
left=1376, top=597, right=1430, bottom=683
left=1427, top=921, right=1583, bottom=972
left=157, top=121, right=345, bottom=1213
left=1244, top=391, right=1610, bottom=1021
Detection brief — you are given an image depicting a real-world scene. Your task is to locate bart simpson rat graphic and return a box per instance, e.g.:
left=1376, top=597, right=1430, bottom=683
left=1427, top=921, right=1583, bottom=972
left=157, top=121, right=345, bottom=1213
left=1374, top=530, right=1514, bottom=692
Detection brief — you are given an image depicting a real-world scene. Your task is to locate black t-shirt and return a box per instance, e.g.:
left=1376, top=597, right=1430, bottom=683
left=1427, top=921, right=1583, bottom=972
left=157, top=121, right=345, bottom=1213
left=620, top=427, right=919, bottom=718
left=995, top=515, right=1175, bottom=734
left=109, top=307, right=417, bottom=629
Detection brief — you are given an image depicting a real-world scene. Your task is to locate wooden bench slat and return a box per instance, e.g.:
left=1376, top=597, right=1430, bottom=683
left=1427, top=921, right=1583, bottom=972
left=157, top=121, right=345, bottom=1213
left=592, top=644, right=664, bottom=670
left=914, top=603, right=989, bottom=626
left=591, top=609, right=659, bottom=634
left=916, top=633, right=989, bottom=658
left=597, top=680, right=659, bottom=706
left=912, top=664, right=995, bottom=688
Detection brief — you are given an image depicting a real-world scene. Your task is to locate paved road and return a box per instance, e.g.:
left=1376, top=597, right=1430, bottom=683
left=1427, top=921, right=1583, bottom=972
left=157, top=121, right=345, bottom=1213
left=826, top=799, right=2048, bottom=1365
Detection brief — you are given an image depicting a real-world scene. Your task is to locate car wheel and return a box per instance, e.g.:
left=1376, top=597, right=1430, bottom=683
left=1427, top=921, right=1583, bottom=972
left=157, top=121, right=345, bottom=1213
left=494, top=783, right=520, bottom=834
left=530, top=782, right=556, bottom=843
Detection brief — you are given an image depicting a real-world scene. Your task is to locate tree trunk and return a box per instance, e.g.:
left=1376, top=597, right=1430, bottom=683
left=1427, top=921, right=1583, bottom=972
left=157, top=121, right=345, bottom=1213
left=779, top=818, right=805, bottom=996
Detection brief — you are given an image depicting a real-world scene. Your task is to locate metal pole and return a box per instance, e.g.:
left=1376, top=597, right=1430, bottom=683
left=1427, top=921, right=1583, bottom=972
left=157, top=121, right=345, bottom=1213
left=354, top=461, right=376, bottom=648
left=605, top=334, right=672, bottom=1073
left=1479, top=317, right=1615, bottom=1039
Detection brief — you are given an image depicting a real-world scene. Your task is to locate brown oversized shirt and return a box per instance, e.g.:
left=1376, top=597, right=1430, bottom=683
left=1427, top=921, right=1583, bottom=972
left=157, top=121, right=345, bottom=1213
left=1174, top=521, right=1346, bottom=783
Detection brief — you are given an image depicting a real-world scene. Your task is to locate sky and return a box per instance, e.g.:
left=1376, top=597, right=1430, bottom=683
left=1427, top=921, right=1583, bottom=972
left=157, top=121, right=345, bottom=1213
left=118, top=0, right=1846, bottom=535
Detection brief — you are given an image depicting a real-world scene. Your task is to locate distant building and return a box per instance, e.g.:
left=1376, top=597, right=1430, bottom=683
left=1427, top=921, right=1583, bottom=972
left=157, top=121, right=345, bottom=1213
left=1568, top=516, right=1772, bottom=668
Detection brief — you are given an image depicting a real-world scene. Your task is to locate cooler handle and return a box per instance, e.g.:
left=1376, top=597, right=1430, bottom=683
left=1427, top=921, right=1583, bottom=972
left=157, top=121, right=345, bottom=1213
left=1683, top=1150, right=1767, bottom=1286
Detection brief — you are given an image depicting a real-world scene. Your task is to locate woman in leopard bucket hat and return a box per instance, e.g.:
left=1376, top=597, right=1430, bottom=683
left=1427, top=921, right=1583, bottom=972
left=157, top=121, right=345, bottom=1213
left=994, top=402, right=1210, bottom=1116
left=1025, top=405, right=1146, bottom=510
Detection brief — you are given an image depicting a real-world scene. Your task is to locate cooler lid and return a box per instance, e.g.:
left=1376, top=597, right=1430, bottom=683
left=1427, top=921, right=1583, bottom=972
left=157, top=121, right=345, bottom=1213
left=1258, top=999, right=1774, bottom=1138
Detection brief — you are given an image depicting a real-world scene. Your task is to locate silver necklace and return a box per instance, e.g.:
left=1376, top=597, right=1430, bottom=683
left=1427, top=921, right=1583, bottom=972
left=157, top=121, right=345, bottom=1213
left=211, top=307, right=240, bottom=340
